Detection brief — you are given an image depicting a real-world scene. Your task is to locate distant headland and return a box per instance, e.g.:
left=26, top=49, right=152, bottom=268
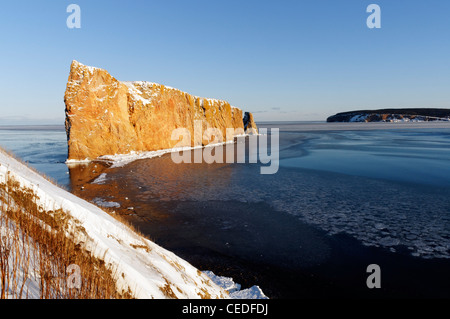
left=326, top=108, right=450, bottom=123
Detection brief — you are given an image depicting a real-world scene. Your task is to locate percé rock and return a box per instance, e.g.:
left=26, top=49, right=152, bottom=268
left=327, top=108, right=450, bottom=123
left=64, top=61, right=258, bottom=161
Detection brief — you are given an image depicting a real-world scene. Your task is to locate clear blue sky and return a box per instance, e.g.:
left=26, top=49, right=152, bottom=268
left=1, top=0, right=450, bottom=124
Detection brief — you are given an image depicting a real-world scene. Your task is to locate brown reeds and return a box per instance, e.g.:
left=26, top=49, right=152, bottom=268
left=0, top=173, right=134, bottom=299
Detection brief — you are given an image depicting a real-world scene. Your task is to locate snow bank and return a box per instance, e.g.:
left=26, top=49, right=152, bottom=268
left=0, top=149, right=229, bottom=299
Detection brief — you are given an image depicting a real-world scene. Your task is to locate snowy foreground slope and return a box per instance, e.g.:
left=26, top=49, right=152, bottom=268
left=0, top=149, right=266, bottom=299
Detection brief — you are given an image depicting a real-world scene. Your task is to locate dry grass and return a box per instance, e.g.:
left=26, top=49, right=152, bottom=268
left=0, top=173, right=134, bottom=299
left=129, top=244, right=151, bottom=253
left=159, top=277, right=178, bottom=299
left=198, top=287, right=212, bottom=299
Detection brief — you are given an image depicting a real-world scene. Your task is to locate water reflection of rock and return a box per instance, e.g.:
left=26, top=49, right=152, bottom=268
left=67, top=161, right=132, bottom=215
left=67, top=145, right=238, bottom=220
left=68, top=161, right=110, bottom=188
left=67, top=134, right=450, bottom=260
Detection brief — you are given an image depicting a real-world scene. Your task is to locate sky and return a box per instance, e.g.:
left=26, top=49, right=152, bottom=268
left=1, top=0, right=450, bottom=124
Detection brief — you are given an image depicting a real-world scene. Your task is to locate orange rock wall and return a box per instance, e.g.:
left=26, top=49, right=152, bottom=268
left=64, top=61, right=257, bottom=160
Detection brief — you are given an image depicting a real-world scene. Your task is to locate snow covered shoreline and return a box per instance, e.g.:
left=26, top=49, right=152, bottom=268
left=0, top=148, right=267, bottom=299
left=65, top=134, right=255, bottom=168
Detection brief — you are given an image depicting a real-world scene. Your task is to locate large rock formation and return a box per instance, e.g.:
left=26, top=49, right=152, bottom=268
left=64, top=61, right=258, bottom=161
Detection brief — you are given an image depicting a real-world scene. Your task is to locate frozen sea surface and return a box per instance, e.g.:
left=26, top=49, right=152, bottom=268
left=0, top=126, right=69, bottom=187
left=1, top=123, right=449, bottom=261
left=96, top=123, right=450, bottom=260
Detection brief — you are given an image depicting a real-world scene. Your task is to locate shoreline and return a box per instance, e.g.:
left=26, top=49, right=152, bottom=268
left=2, top=123, right=450, bottom=298
left=65, top=134, right=257, bottom=167
left=260, top=121, right=450, bottom=131
left=0, top=147, right=231, bottom=299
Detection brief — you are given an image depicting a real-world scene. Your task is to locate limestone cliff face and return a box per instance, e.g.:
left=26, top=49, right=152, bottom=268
left=65, top=61, right=258, bottom=161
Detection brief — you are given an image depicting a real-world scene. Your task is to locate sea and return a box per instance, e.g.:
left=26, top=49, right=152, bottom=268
left=1, top=122, right=449, bottom=298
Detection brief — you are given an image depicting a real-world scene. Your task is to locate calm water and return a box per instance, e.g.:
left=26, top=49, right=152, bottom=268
left=0, top=126, right=70, bottom=186
left=1, top=122, right=450, bottom=298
